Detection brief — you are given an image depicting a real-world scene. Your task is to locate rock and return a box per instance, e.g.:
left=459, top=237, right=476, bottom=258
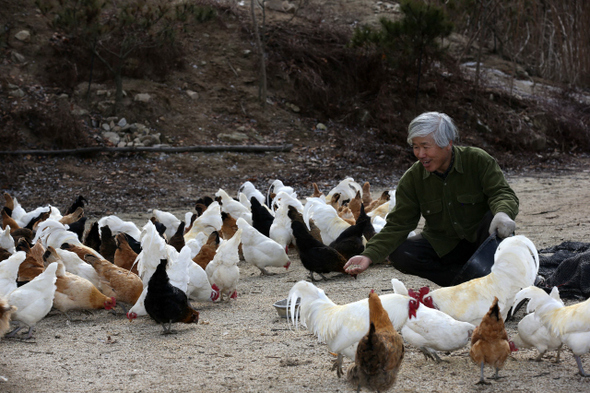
left=134, top=93, right=151, bottom=102
left=286, top=103, right=300, bottom=113
left=10, top=89, right=25, bottom=98
left=71, top=106, right=89, bottom=116
left=102, top=123, right=111, bottom=131
left=218, top=132, right=249, bottom=142
left=14, top=30, right=30, bottom=42
left=11, top=51, right=25, bottom=63
left=316, top=123, right=327, bottom=131
left=186, top=90, right=199, bottom=100
left=139, top=134, right=160, bottom=147
left=102, top=131, right=120, bottom=145
left=117, top=118, right=127, bottom=127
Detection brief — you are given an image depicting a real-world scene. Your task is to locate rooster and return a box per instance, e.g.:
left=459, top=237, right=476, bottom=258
left=236, top=217, right=290, bottom=275
left=423, top=235, right=539, bottom=325
left=510, top=286, right=563, bottom=362
left=469, top=297, right=512, bottom=385
left=303, top=197, right=350, bottom=245
left=347, top=290, right=405, bottom=392
left=287, top=281, right=415, bottom=377
left=144, top=258, right=199, bottom=334
left=206, top=229, right=242, bottom=300
left=521, top=286, right=590, bottom=376
left=6, top=262, right=58, bottom=339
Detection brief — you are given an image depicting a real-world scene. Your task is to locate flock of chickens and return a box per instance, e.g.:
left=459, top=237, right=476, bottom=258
left=1, top=177, right=589, bottom=390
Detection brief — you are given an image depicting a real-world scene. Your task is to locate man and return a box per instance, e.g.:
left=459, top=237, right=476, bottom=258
left=344, top=112, right=518, bottom=286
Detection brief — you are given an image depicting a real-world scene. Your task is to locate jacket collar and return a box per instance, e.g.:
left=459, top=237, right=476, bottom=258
left=422, top=146, right=462, bottom=179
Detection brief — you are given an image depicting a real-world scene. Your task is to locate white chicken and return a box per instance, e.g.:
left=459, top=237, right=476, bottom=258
left=184, top=244, right=219, bottom=302
left=287, top=280, right=413, bottom=375
left=423, top=235, right=539, bottom=325
left=236, top=217, right=290, bottom=275
left=530, top=287, right=590, bottom=376
left=271, top=191, right=304, bottom=213
left=510, top=286, right=563, bottom=361
left=325, top=177, right=362, bottom=204
left=0, top=226, right=16, bottom=254
left=33, top=219, right=102, bottom=259
left=269, top=201, right=294, bottom=251
left=6, top=261, right=58, bottom=339
left=238, top=181, right=266, bottom=206
left=97, top=215, right=141, bottom=241
left=390, top=279, right=475, bottom=362
left=267, top=179, right=296, bottom=207
left=303, top=197, right=350, bottom=245
left=0, top=251, right=26, bottom=297
left=183, top=201, right=223, bottom=242
left=53, top=248, right=101, bottom=289
left=215, top=188, right=252, bottom=224
left=206, top=228, right=242, bottom=301
left=152, top=209, right=181, bottom=240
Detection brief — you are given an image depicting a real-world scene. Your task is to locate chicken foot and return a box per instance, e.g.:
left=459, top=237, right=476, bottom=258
left=575, top=355, right=589, bottom=377
left=161, top=321, right=178, bottom=335
left=419, top=347, right=446, bottom=363
left=330, top=352, right=344, bottom=378
left=475, top=363, right=491, bottom=385
left=258, top=267, right=277, bottom=276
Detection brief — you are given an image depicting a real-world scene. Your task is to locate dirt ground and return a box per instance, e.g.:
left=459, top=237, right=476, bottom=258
left=2, top=168, right=590, bottom=393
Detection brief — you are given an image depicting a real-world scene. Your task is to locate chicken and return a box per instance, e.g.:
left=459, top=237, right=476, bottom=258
left=287, top=205, right=322, bottom=243
left=269, top=201, right=294, bottom=252
left=510, top=286, right=563, bottom=361
left=267, top=179, right=296, bottom=208
left=310, top=182, right=324, bottom=198
left=469, top=297, right=512, bottom=385
left=52, top=247, right=101, bottom=289
left=525, top=286, right=590, bottom=376
left=63, top=195, right=87, bottom=215
left=325, top=177, right=362, bottom=205
left=250, top=196, right=274, bottom=238
left=99, top=225, right=117, bottom=263
left=44, top=248, right=116, bottom=315
left=27, top=210, right=51, bottom=231
left=0, top=295, right=17, bottom=337
left=303, top=197, right=350, bottom=245
left=67, top=216, right=87, bottom=242
left=0, top=226, right=16, bottom=254
left=0, top=251, right=27, bottom=297
left=167, top=221, right=185, bottom=252
left=113, top=233, right=139, bottom=275
left=236, top=217, right=290, bottom=275
left=83, top=254, right=143, bottom=305
left=34, top=219, right=102, bottom=259
left=15, top=238, right=45, bottom=283
left=347, top=191, right=363, bottom=221
left=328, top=204, right=373, bottom=260
left=220, top=212, right=238, bottom=241
left=97, top=215, right=142, bottom=241
left=144, top=258, right=199, bottom=334
left=5, top=262, right=58, bottom=339
left=186, top=253, right=219, bottom=302
left=347, top=290, right=405, bottom=392
left=215, top=188, right=252, bottom=225
left=83, top=221, right=101, bottom=253
left=193, top=231, right=220, bottom=270
left=289, top=216, right=352, bottom=282
left=58, top=206, right=84, bottom=226
left=152, top=209, right=181, bottom=240
left=1, top=207, right=20, bottom=233
left=287, top=281, right=414, bottom=377
left=361, top=181, right=372, bottom=206
left=206, top=228, right=242, bottom=300
left=423, top=235, right=539, bottom=325
left=183, top=201, right=222, bottom=242
left=238, top=181, right=266, bottom=206
left=365, top=190, right=391, bottom=214
left=391, top=278, right=475, bottom=362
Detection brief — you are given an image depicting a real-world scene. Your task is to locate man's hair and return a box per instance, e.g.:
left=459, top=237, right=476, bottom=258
left=407, top=112, right=458, bottom=147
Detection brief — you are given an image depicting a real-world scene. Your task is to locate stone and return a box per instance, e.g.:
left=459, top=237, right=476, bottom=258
left=316, top=123, right=327, bottom=131
left=117, top=118, right=127, bottom=127
left=102, top=131, right=120, bottom=145
left=10, top=89, right=25, bottom=98
left=186, top=90, right=199, bottom=100
left=102, top=123, right=111, bottom=131
left=134, top=93, right=151, bottom=102
left=71, top=106, right=89, bottom=116
left=218, top=132, right=249, bottom=142
left=11, top=51, right=25, bottom=63
left=14, top=30, right=30, bottom=42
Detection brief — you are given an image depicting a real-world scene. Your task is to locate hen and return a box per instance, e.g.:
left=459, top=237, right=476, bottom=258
left=215, top=188, right=252, bottom=225
left=84, top=254, right=143, bottom=306
left=524, top=286, right=590, bottom=376
left=44, top=248, right=116, bottom=315
left=328, top=204, right=373, bottom=260
left=250, top=196, right=274, bottom=238
left=510, top=286, right=563, bottom=361
left=347, top=290, right=405, bottom=393
left=469, top=296, right=512, bottom=385
left=183, top=201, right=222, bottom=242
left=303, top=197, right=350, bottom=245
left=113, top=233, right=139, bottom=275
left=0, top=226, right=16, bottom=254
left=152, top=209, right=181, bottom=240
left=193, top=231, right=220, bottom=270
left=206, top=228, right=242, bottom=300
left=6, top=262, right=58, bottom=339
left=167, top=221, right=185, bottom=252
left=424, top=235, right=539, bottom=325
left=238, top=181, right=266, bottom=207
left=144, top=258, right=199, bottom=334
left=289, top=216, right=351, bottom=282
left=15, top=238, right=45, bottom=283
left=0, top=294, right=16, bottom=337
left=236, top=217, right=290, bottom=275
left=99, top=225, right=117, bottom=263
left=268, top=201, right=294, bottom=252
left=0, top=251, right=27, bottom=297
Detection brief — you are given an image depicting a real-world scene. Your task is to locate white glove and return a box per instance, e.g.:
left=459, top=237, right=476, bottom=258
left=489, top=212, right=515, bottom=238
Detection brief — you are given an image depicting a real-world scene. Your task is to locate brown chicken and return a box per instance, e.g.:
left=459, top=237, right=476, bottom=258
left=287, top=205, right=322, bottom=243
left=1, top=208, right=19, bottom=232
left=361, top=181, right=372, bottom=207
left=59, top=207, right=84, bottom=226
left=347, top=191, right=363, bottom=221
left=469, top=296, right=512, bottom=385
left=83, top=254, right=143, bottom=305
left=16, top=238, right=45, bottom=283
left=365, top=190, right=390, bottom=214
left=43, top=247, right=116, bottom=315
left=61, top=241, right=101, bottom=260
left=220, top=212, right=238, bottom=240
left=347, top=290, right=405, bottom=392
left=0, top=295, right=17, bottom=337
left=29, top=211, right=50, bottom=231
left=193, top=231, right=220, bottom=270
left=310, top=182, right=324, bottom=198
left=3, top=192, right=15, bottom=211
left=113, top=233, right=139, bottom=275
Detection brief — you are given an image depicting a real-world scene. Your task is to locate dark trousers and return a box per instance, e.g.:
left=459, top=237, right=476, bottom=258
left=388, top=211, right=494, bottom=287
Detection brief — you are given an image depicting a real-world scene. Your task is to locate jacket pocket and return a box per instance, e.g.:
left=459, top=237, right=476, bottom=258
left=457, top=193, right=485, bottom=205
left=420, top=199, right=442, bottom=216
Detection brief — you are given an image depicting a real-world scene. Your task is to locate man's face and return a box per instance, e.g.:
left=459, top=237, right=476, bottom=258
left=412, top=134, right=453, bottom=173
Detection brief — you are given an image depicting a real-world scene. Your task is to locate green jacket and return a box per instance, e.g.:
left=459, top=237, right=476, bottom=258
left=361, top=146, right=519, bottom=262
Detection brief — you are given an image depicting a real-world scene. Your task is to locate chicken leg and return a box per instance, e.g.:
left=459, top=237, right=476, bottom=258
left=575, top=355, right=589, bottom=377
left=330, top=352, right=344, bottom=378
left=475, top=362, right=491, bottom=385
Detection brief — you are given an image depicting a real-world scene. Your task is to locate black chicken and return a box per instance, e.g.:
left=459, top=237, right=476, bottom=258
left=250, top=196, right=274, bottom=237
left=329, top=204, right=373, bottom=260
left=144, top=259, right=200, bottom=334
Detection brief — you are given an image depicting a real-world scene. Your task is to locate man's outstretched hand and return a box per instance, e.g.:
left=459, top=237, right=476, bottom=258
left=344, top=255, right=372, bottom=275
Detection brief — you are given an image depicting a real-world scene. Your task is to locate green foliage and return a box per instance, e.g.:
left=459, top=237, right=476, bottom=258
left=349, top=0, right=453, bottom=75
